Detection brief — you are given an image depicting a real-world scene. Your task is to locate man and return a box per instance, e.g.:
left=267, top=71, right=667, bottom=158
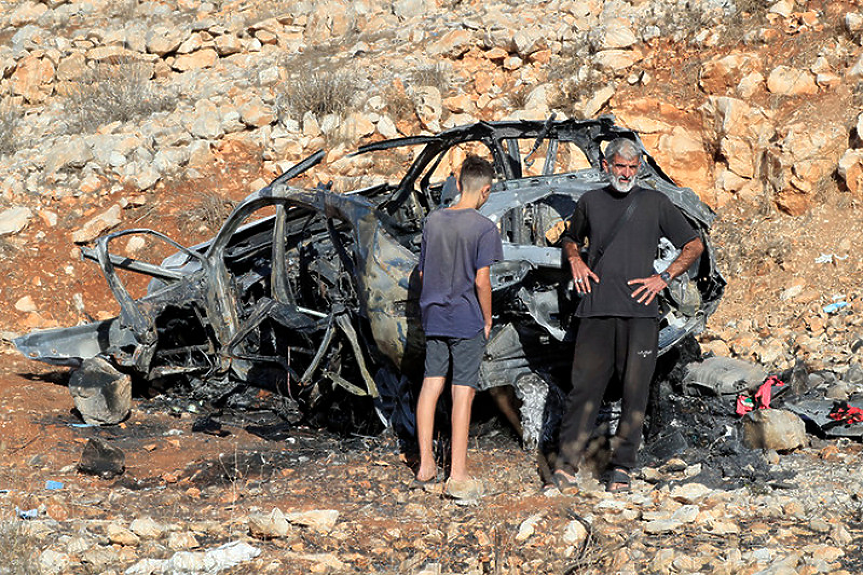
left=554, top=138, right=704, bottom=493
left=414, top=155, right=503, bottom=500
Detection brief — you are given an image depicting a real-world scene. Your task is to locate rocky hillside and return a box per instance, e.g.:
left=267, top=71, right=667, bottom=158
left=0, top=0, right=861, bottom=374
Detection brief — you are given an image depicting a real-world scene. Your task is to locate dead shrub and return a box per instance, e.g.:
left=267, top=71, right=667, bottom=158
left=64, top=59, right=177, bottom=133
left=508, top=86, right=531, bottom=110
left=411, top=63, right=451, bottom=94
left=0, top=101, right=21, bottom=156
left=384, top=84, right=415, bottom=122
left=277, top=66, right=357, bottom=122
left=182, top=191, right=237, bottom=235
left=0, top=520, right=42, bottom=575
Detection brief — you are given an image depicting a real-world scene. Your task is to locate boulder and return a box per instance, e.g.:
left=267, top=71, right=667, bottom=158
left=593, top=48, right=643, bottom=72
left=146, top=25, right=188, bottom=56
left=767, top=66, right=817, bottom=96
left=742, top=409, right=807, bottom=451
left=11, top=55, right=55, bottom=104
left=427, top=29, right=474, bottom=58
left=838, top=148, right=863, bottom=194
left=412, top=86, right=442, bottom=132
left=172, top=48, right=219, bottom=71
left=0, top=206, right=32, bottom=236
left=45, top=136, right=95, bottom=174
left=78, top=437, right=126, bottom=478
left=699, top=53, right=761, bottom=94
left=248, top=508, right=293, bottom=538
left=68, top=357, right=132, bottom=425
left=70, top=204, right=122, bottom=244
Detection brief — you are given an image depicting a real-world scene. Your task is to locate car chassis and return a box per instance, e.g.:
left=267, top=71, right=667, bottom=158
left=15, top=117, right=725, bottom=447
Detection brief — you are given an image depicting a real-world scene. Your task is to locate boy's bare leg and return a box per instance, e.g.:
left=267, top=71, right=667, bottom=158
left=416, top=376, right=447, bottom=481
left=449, top=384, right=476, bottom=482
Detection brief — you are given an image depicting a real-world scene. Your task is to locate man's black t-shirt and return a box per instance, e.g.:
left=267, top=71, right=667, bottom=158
left=561, top=185, right=698, bottom=318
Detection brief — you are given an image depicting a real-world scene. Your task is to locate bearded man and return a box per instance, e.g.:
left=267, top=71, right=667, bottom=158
left=552, top=138, right=704, bottom=494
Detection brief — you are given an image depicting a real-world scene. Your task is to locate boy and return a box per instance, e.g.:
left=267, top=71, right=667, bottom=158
left=415, top=155, right=503, bottom=499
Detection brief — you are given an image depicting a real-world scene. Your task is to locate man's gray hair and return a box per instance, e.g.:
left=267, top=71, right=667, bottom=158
left=604, top=138, right=642, bottom=162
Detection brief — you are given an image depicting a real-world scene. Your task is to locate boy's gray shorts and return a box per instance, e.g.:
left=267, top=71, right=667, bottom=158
left=424, top=332, right=486, bottom=389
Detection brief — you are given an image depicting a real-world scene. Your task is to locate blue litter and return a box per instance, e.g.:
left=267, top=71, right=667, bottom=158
left=70, top=423, right=96, bottom=428
left=45, top=480, right=64, bottom=490
left=16, top=507, right=38, bottom=519
left=823, top=301, right=849, bottom=314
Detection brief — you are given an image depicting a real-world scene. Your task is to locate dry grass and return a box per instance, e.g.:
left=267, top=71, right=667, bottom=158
left=0, top=519, right=42, bottom=575
left=64, top=59, right=177, bottom=133
left=411, top=63, right=451, bottom=94
left=0, top=101, right=20, bottom=156
left=181, top=191, right=238, bottom=235
left=384, top=84, right=415, bottom=123
left=276, top=66, right=358, bottom=122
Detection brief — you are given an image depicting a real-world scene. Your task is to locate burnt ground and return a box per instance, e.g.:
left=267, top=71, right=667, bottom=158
left=3, top=343, right=863, bottom=574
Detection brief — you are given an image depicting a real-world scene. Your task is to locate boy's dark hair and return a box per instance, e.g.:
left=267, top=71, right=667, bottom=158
left=458, top=155, right=494, bottom=194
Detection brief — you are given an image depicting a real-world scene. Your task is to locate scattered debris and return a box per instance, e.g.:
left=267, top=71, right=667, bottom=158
left=68, top=357, right=132, bottom=425
left=786, top=398, right=863, bottom=438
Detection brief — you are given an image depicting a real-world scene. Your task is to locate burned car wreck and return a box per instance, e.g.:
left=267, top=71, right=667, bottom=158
left=15, top=117, right=725, bottom=448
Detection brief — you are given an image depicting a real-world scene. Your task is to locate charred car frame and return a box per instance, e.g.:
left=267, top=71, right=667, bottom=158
left=15, top=117, right=725, bottom=446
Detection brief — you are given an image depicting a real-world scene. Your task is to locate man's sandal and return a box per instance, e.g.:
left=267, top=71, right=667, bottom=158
left=605, top=467, right=631, bottom=494
left=551, top=469, right=580, bottom=494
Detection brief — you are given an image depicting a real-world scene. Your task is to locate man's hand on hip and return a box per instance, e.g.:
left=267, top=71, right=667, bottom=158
left=627, top=274, right=668, bottom=305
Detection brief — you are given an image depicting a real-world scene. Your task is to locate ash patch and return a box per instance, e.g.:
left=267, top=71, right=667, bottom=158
left=641, top=339, right=796, bottom=490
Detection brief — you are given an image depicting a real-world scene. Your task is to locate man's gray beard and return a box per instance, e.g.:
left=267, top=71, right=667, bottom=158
left=609, top=175, right=635, bottom=193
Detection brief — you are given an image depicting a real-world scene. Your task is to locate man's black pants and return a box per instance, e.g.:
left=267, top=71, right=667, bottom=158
left=558, top=316, right=658, bottom=472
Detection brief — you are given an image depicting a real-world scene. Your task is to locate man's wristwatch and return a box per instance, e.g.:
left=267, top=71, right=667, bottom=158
left=659, top=271, right=672, bottom=284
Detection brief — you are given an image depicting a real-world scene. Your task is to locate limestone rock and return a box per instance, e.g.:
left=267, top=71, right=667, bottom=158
left=516, top=514, right=541, bottom=542
left=70, top=204, right=122, bottom=244
left=513, top=28, right=547, bottom=57
left=427, top=29, right=474, bottom=58
left=285, top=509, right=339, bottom=533
left=249, top=508, right=293, bottom=538
left=393, top=0, right=430, bottom=20
left=69, top=357, right=132, bottom=425
left=168, top=532, right=200, bottom=550
left=838, top=148, right=863, bottom=194
left=669, top=482, right=711, bottom=504
left=238, top=95, right=276, bottom=128
left=14, top=295, right=37, bottom=312
left=742, top=409, right=807, bottom=451
left=562, top=519, right=588, bottom=546
left=107, top=524, right=140, bottom=547
left=172, top=48, right=219, bottom=71
left=413, top=86, right=442, bottom=132
left=593, top=48, right=643, bottom=72
left=214, top=34, right=243, bottom=56
left=597, top=18, right=639, bottom=50
left=767, top=66, right=818, bottom=96
left=130, top=517, right=167, bottom=539
left=699, top=53, right=761, bottom=94
left=11, top=55, right=54, bottom=103
left=0, top=207, right=32, bottom=236
left=146, top=26, right=188, bottom=56
left=45, top=136, right=94, bottom=174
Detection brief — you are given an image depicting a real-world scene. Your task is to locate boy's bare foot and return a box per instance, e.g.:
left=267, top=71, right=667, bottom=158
left=415, top=466, right=439, bottom=484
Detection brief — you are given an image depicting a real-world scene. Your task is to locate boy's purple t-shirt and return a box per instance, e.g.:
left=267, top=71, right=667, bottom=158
left=418, top=208, right=504, bottom=338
